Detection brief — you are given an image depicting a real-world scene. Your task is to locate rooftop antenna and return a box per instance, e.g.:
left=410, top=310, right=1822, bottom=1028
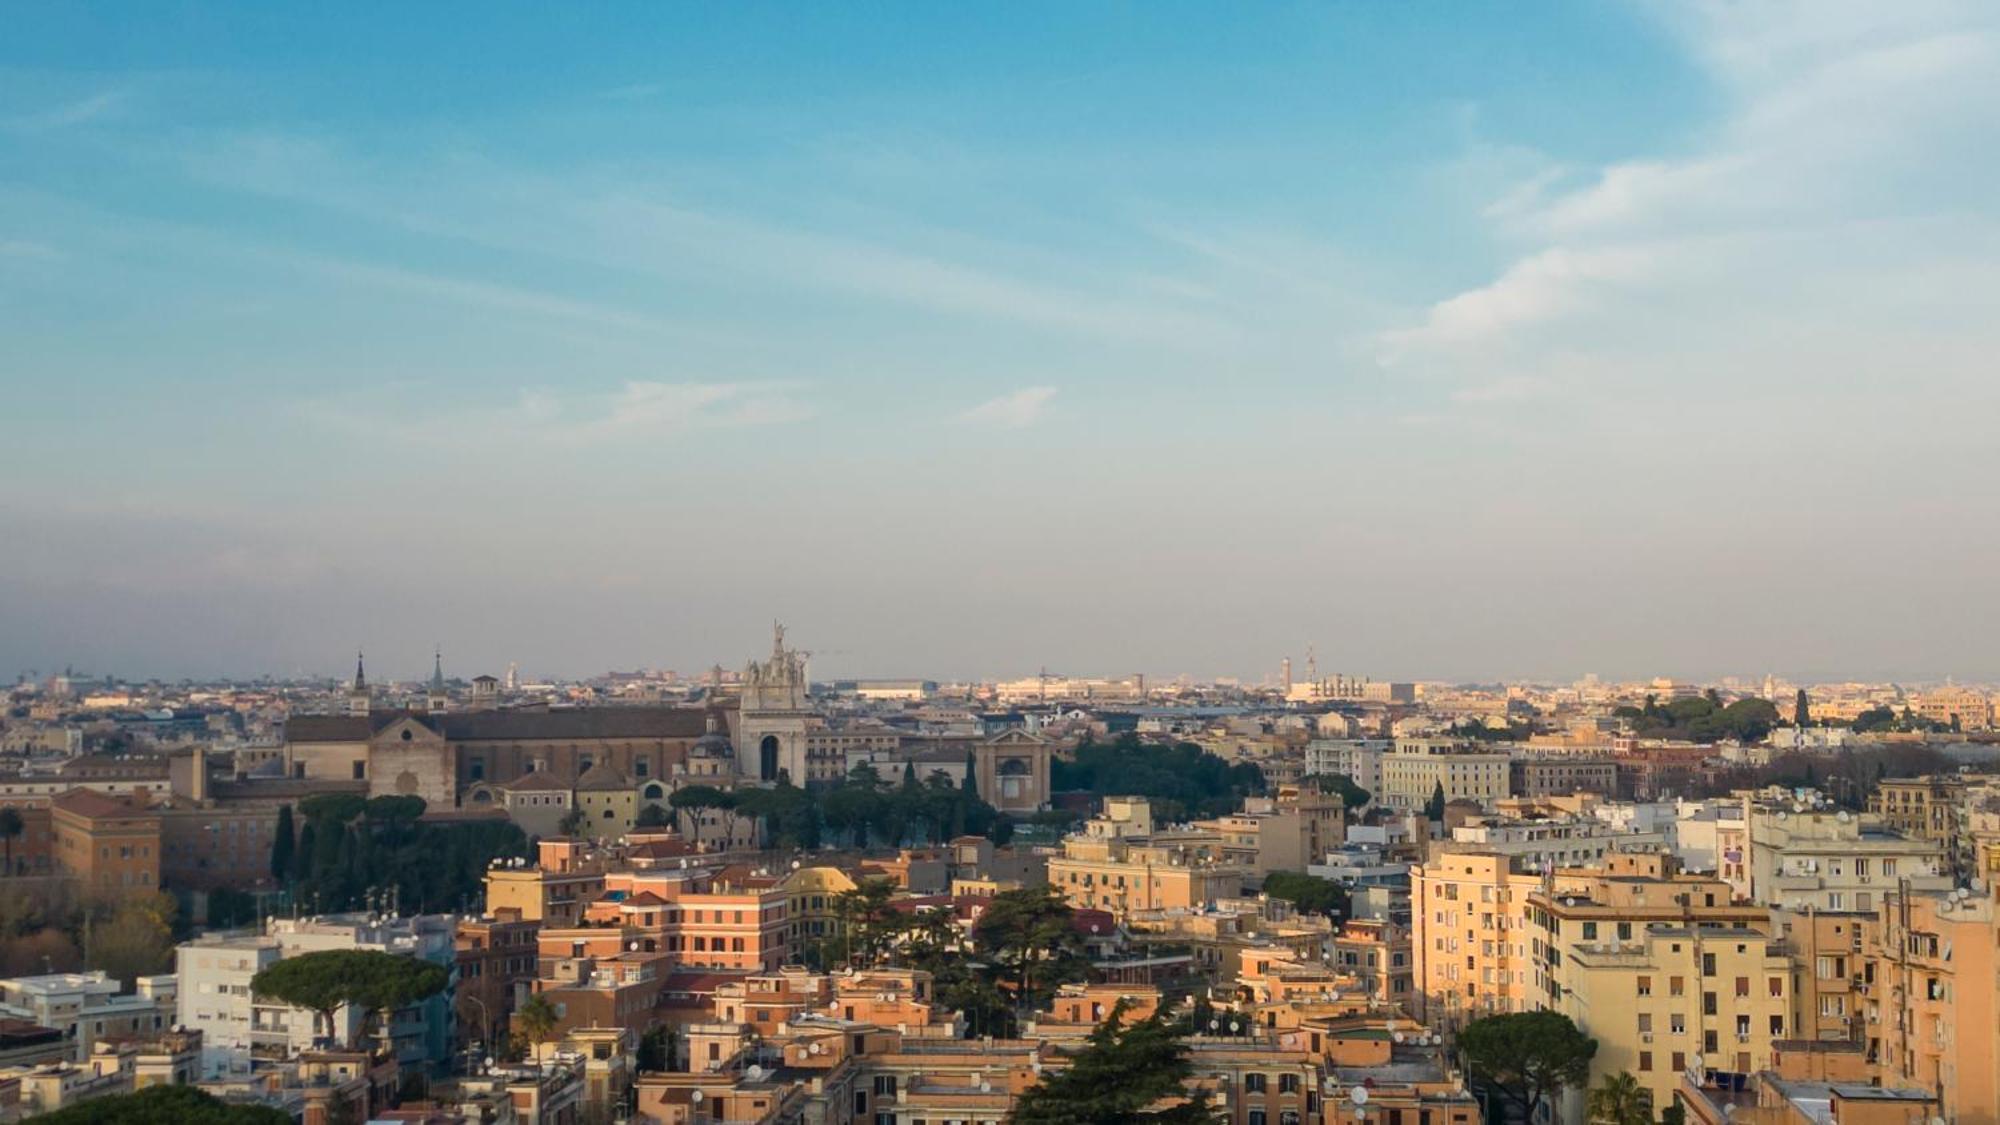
left=1306, top=645, right=1319, bottom=686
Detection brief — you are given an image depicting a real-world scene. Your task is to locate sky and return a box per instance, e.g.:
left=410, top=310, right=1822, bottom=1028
left=4, top=2, right=1999, bottom=686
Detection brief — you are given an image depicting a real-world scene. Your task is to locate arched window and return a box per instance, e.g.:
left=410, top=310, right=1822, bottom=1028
left=759, top=736, right=780, bottom=782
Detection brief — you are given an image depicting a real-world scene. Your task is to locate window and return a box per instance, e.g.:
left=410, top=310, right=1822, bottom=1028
left=1249, top=1114, right=1267, bottom=1125
left=1637, top=1014, right=1652, bottom=1033
left=1735, top=977, right=1750, bottom=997
left=1702, top=953, right=1717, bottom=977
left=1672, top=1052, right=1686, bottom=1072
left=1703, top=992, right=1718, bottom=1016
left=1245, top=1074, right=1267, bottom=1093
left=1280, top=1074, right=1300, bottom=1094
left=1639, top=1051, right=1653, bottom=1072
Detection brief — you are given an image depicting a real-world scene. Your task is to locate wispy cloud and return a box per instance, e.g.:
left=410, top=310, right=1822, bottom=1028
left=301, top=380, right=811, bottom=446
left=958, top=386, right=1057, bottom=428
left=8, top=89, right=127, bottom=132
left=1377, top=0, right=2000, bottom=411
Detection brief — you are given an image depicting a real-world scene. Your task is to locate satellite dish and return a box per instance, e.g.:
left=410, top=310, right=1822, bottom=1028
left=690, top=1092, right=703, bottom=1103
left=1351, top=1086, right=1370, bottom=1106
left=745, top=1065, right=765, bottom=1081
left=980, top=1081, right=992, bottom=1093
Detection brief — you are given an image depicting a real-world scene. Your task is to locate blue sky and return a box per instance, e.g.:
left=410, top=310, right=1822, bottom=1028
left=5, top=2, right=1998, bottom=684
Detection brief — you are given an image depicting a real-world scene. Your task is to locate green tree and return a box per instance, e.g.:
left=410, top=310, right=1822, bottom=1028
left=1301, top=774, right=1370, bottom=810
left=963, top=751, right=980, bottom=800
left=558, top=807, right=587, bottom=837
left=270, top=805, right=295, bottom=883
left=251, top=948, right=448, bottom=1050
left=89, top=892, right=177, bottom=989
left=1425, top=781, right=1447, bottom=821
left=1458, top=1011, right=1598, bottom=1123
left=1587, top=1071, right=1653, bottom=1125
left=25, top=1083, right=292, bottom=1124
left=1012, top=1002, right=1223, bottom=1125
left=1261, top=871, right=1348, bottom=917
left=292, top=821, right=317, bottom=882
left=0, top=807, right=22, bottom=876
left=973, top=886, right=1090, bottom=1016
left=514, top=992, right=561, bottom=1058
left=1793, top=689, right=1812, bottom=728
left=635, top=803, right=674, bottom=829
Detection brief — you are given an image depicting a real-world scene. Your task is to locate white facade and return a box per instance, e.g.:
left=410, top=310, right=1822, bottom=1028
left=0, top=972, right=175, bottom=1061
left=1304, top=739, right=1389, bottom=800
left=177, top=912, right=457, bottom=1078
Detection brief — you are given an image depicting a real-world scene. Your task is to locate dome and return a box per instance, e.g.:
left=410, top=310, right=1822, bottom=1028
left=691, top=713, right=734, bottom=758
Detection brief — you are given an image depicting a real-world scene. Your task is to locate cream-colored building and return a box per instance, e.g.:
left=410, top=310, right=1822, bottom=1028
left=1863, top=889, right=2000, bottom=1125
left=1742, top=804, right=1948, bottom=911
left=1381, top=741, right=1510, bottom=812
left=1048, top=833, right=1245, bottom=919
left=1409, top=851, right=1544, bottom=1028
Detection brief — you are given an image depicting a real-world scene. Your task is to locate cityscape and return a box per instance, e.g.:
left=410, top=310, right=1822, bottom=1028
left=7, top=4, right=2000, bottom=1125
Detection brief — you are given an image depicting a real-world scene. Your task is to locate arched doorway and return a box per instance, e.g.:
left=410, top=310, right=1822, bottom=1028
left=759, top=735, right=780, bottom=782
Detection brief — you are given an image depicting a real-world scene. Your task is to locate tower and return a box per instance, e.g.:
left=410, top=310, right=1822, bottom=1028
left=737, top=623, right=813, bottom=785
left=347, top=652, right=371, bottom=716
left=427, top=649, right=448, bottom=715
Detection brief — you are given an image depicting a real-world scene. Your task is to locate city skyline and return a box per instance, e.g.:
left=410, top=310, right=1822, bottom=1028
left=7, top=2, right=2000, bottom=682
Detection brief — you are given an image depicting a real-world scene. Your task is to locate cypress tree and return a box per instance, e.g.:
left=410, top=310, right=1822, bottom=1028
left=1425, top=780, right=1447, bottom=822
left=271, top=805, right=295, bottom=882
left=902, top=761, right=918, bottom=789
left=1794, top=689, right=1811, bottom=727
left=963, top=750, right=979, bottom=799
left=293, top=821, right=317, bottom=881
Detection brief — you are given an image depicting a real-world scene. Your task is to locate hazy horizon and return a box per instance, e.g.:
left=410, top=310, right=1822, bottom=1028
left=6, top=3, right=1999, bottom=685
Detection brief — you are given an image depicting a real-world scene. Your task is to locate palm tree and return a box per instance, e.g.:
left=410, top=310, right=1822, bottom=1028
left=513, top=993, right=560, bottom=1063
left=0, top=808, right=22, bottom=876
left=1587, top=1072, right=1653, bottom=1125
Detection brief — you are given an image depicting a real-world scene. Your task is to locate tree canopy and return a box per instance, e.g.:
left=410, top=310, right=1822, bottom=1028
left=1261, top=871, right=1348, bottom=918
left=1458, top=1011, right=1598, bottom=1120
left=1053, top=734, right=1265, bottom=820
left=1613, top=695, right=1779, bottom=743
left=1301, top=773, right=1370, bottom=810
left=288, top=794, right=527, bottom=915
left=1587, top=1071, right=1653, bottom=1125
left=1011, top=1002, right=1223, bottom=1125
left=26, top=1084, right=292, bottom=1125
left=250, top=948, right=448, bottom=1050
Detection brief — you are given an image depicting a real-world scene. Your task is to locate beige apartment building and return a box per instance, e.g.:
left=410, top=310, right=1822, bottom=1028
left=1381, top=741, right=1510, bottom=812
left=1863, top=889, right=2000, bottom=1125
left=1409, top=851, right=1544, bottom=1029
left=1529, top=856, right=1791, bottom=1116
left=1557, top=924, right=1793, bottom=1118
left=1048, top=833, right=1245, bottom=919
left=1740, top=804, right=1949, bottom=911
left=1911, top=688, right=1992, bottom=731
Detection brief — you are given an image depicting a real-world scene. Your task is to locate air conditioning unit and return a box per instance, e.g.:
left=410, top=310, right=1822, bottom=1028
left=1641, top=1033, right=1654, bottom=1043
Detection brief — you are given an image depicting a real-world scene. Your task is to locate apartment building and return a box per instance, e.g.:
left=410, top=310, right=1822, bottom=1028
left=1741, top=805, right=1948, bottom=911
left=1509, top=757, right=1619, bottom=799
left=1303, top=739, right=1390, bottom=798
left=1557, top=925, right=1793, bottom=1118
left=1381, top=741, right=1510, bottom=812
left=1863, top=889, right=1999, bottom=1125
left=1869, top=776, right=1967, bottom=871
left=1409, top=851, right=1544, bottom=1028
left=0, top=972, right=175, bottom=1062
left=1049, top=833, right=1246, bottom=919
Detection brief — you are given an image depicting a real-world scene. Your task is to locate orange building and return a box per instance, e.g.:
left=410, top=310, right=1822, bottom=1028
left=50, top=790, right=160, bottom=892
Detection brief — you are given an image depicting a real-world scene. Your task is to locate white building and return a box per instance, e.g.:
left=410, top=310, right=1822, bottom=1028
left=1441, top=814, right=1670, bottom=871
left=1379, top=740, right=1510, bottom=812
left=0, top=972, right=175, bottom=1061
left=1742, top=804, right=1950, bottom=911
left=1304, top=739, right=1390, bottom=800
left=177, top=912, right=458, bottom=1078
